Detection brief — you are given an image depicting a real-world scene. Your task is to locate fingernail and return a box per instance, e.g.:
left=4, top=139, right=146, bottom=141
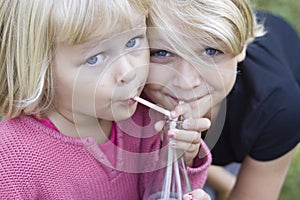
left=170, top=140, right=176, bottom=147
left=182, top=121, right=189, bottom=129
left=171, top=111, right=177, bottom=118
left=205, top=118, right=212, bottom=128
left=183, top=193, right=194, bottom=200
left=168, top=131, right=176, bottom=138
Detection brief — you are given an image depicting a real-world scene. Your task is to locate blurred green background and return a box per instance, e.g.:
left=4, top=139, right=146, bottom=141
left=253, top=0, right=300, bottom=33
left=253, top=1, right=300, bottom=199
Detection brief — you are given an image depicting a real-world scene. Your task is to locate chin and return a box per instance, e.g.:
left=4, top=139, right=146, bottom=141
left=114, top=113, right=134, bottom=121
left=113, top=105, right=137, bottom=121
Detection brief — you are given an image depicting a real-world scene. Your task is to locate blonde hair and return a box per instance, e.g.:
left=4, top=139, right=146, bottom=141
left=147, top=0, right=265, bottom=61
left=0, top=0, right=150, bottom=119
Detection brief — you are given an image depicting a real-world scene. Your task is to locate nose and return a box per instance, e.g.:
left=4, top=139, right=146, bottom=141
left=115, top=55, right=137, bottom=85
left=172, top=59, right=202, bottom=89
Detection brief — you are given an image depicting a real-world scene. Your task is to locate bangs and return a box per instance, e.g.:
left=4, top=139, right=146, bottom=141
left=148, top=0, right=261, bottom=56
left=52, top=0, right=148, bottom=44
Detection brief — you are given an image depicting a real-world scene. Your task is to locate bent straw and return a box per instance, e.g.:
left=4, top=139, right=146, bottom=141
left=133, top=96, right=171, bottom=118
left=134, top=96, right=188, bottom=198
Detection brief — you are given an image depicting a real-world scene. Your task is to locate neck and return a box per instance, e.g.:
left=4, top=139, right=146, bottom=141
left=46, top=108, right=112, bottom=144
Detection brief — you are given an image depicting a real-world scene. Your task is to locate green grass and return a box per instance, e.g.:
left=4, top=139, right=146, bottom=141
left=279, top=145, right=300, bottom=200
left=253, top=1, right=300, bottom=199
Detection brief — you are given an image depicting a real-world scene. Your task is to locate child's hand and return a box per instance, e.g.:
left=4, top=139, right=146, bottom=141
left=170, top=103, right=211, bottom=166
left=183, top=189, right=211, bottom=200
left=155, top=102, right=211, bottom=166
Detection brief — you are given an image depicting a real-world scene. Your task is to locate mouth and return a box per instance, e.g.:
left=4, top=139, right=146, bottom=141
left=120, top=96, right=137, bottom=106
left=122, top=98, right=136, bottom=105
left=120, top=87, right=143, bottom=106
left=169, top=95, right=205, bottom=104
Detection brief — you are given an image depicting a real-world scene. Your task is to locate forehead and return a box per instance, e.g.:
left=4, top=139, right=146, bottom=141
left=79, top=15, right=146, bottom=53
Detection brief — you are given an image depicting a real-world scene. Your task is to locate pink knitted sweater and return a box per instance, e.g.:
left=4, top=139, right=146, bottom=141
left=0, top=105, right=211, bottom=199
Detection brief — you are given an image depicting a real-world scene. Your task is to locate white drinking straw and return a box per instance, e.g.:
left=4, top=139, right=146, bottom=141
left=133, top=96, right=171, bottom=118
left=134, top=96, right=188, bottom=199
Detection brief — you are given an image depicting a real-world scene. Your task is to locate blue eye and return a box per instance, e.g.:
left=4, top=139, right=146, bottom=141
left=86, top=54, right=105, bottom=65
left=150, top=50, right=171, bottom=57
left=203, top=48, right=221, bottom=56
left=150, top=49, right=174, bottom=64
left=126, top=37, right=140, bottom=48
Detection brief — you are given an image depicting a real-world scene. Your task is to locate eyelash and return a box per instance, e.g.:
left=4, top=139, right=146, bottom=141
left=85, top=36, right=143, bottom=66
left=126, top=37, right=139, bottom=48
left=86, top=54, right=105, bottom=65
left=202, top=48, right=223, bottom=56
left=150, top=48, right=222, bottom=58
left=150, top=50, right=172, bottom=57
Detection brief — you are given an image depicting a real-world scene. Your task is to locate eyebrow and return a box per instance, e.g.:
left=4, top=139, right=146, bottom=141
left=79, top=25, right=147, bottom=59
left=77, top=15, right=146, bottom=52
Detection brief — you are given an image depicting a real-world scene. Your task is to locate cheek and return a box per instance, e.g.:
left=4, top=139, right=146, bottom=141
left=219, top=61, right=238, bottom=94
left=223, top=71, right=237, bottom=93
left=94, top=73, right=113, bottom=101
left=147, top=63, right=173, bottom=85
left=52, top=70, right=77, bottom=108
left=70, top=69, right=112, bottom=114
left=143, top=80, right=165, bottom=105
left=143, top=82, right=163, bottom=101
left=208, top=59, right=237, bottom=91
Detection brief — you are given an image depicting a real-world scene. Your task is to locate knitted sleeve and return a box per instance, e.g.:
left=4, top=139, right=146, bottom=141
left=187, top=139, right=212, bottom=189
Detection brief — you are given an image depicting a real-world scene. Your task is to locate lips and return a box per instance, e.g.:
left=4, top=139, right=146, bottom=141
left=124, top=98, right=136, bottom=105
left=120, top=95, right=137, bottom=105
left=119, top=88, right=141, bottom=105
left=169, top=95, right=204, bottom=104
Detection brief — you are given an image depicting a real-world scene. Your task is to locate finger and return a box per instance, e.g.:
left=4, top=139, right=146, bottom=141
left=182, top=118, right=211, bottom=131
left=180, top=144, right=201, bottom=162
left=171, top=140, right=200, bottom=156
left=170, top=102, right=192, bottom=119
left=168, top=135, right=201, bottom=159
left=183, top=189, right=211, bottom=200
left=154, top=120, right=165, bottom=132
left=183, top=193, right=194, bottom=200
left=168, top=140, right=200, bottom=166
left=168, top=129, right=201, bottom=144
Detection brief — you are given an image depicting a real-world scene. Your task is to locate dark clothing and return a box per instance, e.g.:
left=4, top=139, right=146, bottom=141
left=209, top=12, right=300, bottom=165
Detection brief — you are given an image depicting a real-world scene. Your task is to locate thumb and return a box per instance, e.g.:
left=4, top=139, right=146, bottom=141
left=154, top=120, right=165, bottom=132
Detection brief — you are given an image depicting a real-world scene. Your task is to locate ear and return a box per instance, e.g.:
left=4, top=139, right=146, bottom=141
left=236, top=44, right=247, bottom=62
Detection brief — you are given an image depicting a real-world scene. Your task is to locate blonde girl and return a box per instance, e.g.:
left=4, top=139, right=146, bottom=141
left=0, top=0, right=212, bottom=199
left=146, top=0, right=300, bottom=199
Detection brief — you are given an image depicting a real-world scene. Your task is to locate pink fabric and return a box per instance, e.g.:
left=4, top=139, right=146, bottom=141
left=36, top=117, right=117, bottom=165
left=36, top=117, right=59, bottom=132
left=36, top=117, right=116, bottom=144
left=0, top=105, right=211, bottom=199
